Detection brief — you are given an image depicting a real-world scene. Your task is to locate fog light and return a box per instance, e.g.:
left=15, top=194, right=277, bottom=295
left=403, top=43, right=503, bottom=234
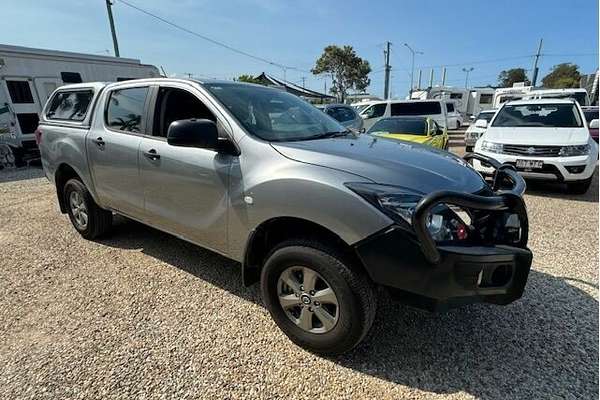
left=565, top=165, right=586, bottom=174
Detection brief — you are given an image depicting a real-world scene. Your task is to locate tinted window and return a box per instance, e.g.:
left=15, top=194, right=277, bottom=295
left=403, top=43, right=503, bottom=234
left=479, top=93, right=493, bottom=104
left=450, top=93, right=463, bottom=99
left=583, top=110, right=598, bottom=123
left=46, top=90, right=93, bottom=121
left=327, top=107, right=356, bottom=122
left=117, top=77, right=136, bottom=82
left=362, top=103, right=387, bottom=119
left=391, top=102, right=441, bottom=116
left=204, top=83, right=343, bottom=141
left=368, top=118, right=427, bottom=136
left=446, top=103, right=455, bottom=112
left=16, top=113, right=39, bottom=134
left=153, top=87, right=216, bottom=137
left=6, top=81, right=34, bottom=104
left=61, top=72, right=83, bottom=84
left=106, top=87, right=148, bottom=132
left=476, top=112, right=496, bottom=122
left=492, top=104, right=583, bottom=128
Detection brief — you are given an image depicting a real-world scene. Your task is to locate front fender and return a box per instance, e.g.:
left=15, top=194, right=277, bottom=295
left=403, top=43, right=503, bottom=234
left=227, top=155, right=392, bottom=261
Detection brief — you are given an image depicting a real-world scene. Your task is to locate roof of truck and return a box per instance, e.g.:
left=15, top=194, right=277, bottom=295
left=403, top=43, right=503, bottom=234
left=505, top=98, right=577, bottom=106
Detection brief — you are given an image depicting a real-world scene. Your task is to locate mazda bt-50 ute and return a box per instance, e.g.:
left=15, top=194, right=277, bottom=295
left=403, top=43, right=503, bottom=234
left=38, top=79, right=532, bottom=355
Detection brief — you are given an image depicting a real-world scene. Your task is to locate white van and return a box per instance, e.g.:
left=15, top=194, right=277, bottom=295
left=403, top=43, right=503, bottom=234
left=359, top=99, right=448, bottom=130
left=0, top=44, right=159, bottom=166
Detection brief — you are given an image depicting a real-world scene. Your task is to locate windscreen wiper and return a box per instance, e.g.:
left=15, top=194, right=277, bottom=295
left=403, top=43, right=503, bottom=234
left=304, top=130, right=352, bottom=140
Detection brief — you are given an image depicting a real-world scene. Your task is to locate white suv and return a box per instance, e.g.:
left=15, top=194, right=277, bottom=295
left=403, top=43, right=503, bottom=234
left=474, top=99, right=598, bottom=194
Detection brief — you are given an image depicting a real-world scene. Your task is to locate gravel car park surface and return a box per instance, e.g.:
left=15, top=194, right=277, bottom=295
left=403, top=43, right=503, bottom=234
left=0, top=166, right=597, bottom=400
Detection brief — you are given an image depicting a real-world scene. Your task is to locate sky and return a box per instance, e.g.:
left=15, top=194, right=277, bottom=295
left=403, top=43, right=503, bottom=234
left=3, top=0, right=599, bottom=98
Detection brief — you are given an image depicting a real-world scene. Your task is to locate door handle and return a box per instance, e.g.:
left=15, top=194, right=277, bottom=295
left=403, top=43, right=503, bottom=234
left=143, top=149, right=161, bottom=161
left=92, top=137, right=105, bottom=149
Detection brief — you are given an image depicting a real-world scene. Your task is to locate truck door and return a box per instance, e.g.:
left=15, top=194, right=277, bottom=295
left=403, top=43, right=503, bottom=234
left=1, top=77, right=41, bottom=146
left=87, top=85, right=149, bottom=218
left=138, top=84, right=233, bottom=253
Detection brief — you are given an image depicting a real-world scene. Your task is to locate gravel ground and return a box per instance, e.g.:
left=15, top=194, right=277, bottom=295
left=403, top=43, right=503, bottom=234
left=0, top=166, right=597, bottom=400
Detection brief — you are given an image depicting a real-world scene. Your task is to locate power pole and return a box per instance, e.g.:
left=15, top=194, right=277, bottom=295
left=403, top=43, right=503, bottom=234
left=531, top=38, right=543, bottom=87
left=383, top=41, right=392, bottom=100
left=105, top=0, right=120, bottom=57
left=462, top=67, right=474, bottom=88
left=301, top=77, right=306, bottom=89
left=404, top=43, right=423, bottom=98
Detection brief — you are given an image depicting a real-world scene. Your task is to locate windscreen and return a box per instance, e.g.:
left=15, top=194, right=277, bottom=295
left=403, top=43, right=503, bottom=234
left=492, top=103, right=583, bottom=128
left=477, top=111, right=495, bottom=122
left=368, top=118, right=427, bottom=136
left=204, top=83, right=344, bottom=141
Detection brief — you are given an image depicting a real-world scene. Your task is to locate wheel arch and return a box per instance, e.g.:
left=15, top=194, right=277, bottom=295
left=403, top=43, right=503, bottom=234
left=54, top=163, right=96, bottom=213
left=242, top=216, right=367, bottom=287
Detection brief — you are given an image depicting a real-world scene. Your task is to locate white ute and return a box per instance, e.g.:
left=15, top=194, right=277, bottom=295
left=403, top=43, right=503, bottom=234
left=474, top=99, right=598, bottom=194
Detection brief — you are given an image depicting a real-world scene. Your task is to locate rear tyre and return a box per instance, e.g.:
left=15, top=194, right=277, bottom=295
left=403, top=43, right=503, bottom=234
left=261, top=240, right=377, bottom=355
left=63, top=178, right=112, bottom=239
left=566, top=177, right=593, bottom=194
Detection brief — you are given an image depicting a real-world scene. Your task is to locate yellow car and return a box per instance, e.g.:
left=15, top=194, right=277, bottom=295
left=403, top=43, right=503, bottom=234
left=367, top=117, right=449, bottom=150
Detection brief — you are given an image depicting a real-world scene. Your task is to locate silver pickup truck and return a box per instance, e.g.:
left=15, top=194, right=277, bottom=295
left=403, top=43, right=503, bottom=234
left=38, top=78, right=533, bottom=355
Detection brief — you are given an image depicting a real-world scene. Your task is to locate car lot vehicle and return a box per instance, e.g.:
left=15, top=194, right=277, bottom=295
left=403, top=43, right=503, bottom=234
left=445, top=100, right=463, bottom=130
left=367, top=116, right=448, bottom=149
left=39, top=78, right=533, bottom=355
left=0, top=43, right=159, bottom=167
left=582, top=106, right=599, bottom=143
left=474, top=99, right=598, bottom=194
left=465, top=109, right=496, bottom=152
left=316, top=103, right=363, bottom=131
left=359, top=99, right=448, bottom=131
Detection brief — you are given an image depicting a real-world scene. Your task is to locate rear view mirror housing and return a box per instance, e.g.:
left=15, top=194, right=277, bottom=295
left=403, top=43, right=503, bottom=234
left=475, top=119, right=488, bottom=129
left=167, top=118, right=218, bottom=149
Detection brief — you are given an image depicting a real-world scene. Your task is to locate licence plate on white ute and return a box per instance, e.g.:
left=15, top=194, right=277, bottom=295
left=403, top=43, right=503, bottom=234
left=516, top=159, right=543, bottom=170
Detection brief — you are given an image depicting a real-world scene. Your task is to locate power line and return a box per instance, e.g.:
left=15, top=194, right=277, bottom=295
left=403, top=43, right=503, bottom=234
left=115, top=0, right=311, bottom=73
left=415, top=55, right=534, bottom=70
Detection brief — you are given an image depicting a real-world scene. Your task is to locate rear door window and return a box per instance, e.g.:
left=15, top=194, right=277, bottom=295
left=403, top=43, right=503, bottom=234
left=106, top=87, right=149, bottom=133
left=46, top=90, right=94, bottom=121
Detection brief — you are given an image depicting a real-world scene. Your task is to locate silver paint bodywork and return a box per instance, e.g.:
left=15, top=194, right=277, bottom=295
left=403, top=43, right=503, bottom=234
left=39, top=79, right=399, bottom=262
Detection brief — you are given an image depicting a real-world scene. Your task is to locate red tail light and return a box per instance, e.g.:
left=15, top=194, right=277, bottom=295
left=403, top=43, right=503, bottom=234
left=35, top=127, right=42, bottom=145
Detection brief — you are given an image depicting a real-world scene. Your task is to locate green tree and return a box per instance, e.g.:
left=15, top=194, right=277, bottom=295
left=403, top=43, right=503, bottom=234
left=541, top=63, right=581, bottom=88
left=312, top=45, right=371, bottom=102
left=235, top=74, right=262, bottom=84
left=498, top=68, right=531, bottom=87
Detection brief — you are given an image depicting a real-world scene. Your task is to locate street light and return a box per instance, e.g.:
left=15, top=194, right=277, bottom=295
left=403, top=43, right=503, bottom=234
left=462, top=67, right=474, bottom=88
left=404, top=43, right=424, bottom=98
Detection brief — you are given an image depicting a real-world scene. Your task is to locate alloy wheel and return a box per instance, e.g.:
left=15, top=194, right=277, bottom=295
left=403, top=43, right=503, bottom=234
left=277, top=266, right=339, bottom=334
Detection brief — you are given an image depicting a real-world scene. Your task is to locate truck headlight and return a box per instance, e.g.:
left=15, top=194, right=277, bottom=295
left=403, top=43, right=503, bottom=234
left=559, top=144, right=590, bottom=157
left=481, top=140, right=503, bottom=153
left=345, top=183, right=469, bottom=241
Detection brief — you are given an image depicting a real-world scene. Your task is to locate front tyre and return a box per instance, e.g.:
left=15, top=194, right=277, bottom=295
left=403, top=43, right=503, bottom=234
left=63, top=178, right=112, bottom=239
left=261, top=241, right=376, bottom=355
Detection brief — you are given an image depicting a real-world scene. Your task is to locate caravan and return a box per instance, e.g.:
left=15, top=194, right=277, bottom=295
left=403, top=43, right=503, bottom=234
left=0, top=44, right=159, bottom=165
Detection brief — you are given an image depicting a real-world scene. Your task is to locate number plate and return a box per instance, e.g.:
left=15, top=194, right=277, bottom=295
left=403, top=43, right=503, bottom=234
left=516, top=159, right=543, bottom=170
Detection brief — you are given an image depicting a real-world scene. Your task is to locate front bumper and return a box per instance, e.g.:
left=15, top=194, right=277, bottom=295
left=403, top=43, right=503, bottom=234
left=355, top=153, right=533, bottom=312
left=473, top=149, right=597, bottom=182
left=355, top=228, right=532, bottom=311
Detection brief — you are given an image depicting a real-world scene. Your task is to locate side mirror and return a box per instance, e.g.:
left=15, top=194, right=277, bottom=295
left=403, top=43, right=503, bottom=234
left=475, top=119, right=488, bottom=129
left=590, top=119, right=599, bottom=129
left=167, top=118, right=218, bottom=149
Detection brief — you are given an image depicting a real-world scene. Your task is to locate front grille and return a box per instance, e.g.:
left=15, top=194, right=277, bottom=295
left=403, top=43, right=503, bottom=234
left=502, top=144, right=562, bottom=157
